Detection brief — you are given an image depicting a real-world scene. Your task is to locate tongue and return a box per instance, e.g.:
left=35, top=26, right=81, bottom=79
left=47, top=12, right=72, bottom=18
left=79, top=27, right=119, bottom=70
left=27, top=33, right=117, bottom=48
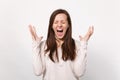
left=57, top=32, right=63, bottom=36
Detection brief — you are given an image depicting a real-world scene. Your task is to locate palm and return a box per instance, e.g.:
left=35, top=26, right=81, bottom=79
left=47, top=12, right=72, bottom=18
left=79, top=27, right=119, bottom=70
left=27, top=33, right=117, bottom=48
left=28, top=24, right=43, bottom=41
left=79, top=26, right=94, bottom=41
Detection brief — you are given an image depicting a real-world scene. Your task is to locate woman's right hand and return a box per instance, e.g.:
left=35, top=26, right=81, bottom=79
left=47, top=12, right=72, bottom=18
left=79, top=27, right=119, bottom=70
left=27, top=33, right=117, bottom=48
left=28, top=24, right=43, bottom=42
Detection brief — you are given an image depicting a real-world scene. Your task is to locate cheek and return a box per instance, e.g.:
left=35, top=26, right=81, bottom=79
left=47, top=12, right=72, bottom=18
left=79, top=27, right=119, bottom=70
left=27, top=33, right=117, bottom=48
left=52, top=25, right=56, bottom=31
left=64, top=25, right=69, bottom=31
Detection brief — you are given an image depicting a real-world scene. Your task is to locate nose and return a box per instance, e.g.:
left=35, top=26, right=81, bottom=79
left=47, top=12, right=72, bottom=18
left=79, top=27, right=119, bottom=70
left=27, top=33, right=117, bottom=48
left=58, top=22, right=62, bottom=27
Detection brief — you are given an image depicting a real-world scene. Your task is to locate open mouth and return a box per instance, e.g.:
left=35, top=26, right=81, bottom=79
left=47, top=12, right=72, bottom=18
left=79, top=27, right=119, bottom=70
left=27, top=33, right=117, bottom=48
left=57, top=30, right=63, bottom=32
left=56, top=29, right=64, bottom=37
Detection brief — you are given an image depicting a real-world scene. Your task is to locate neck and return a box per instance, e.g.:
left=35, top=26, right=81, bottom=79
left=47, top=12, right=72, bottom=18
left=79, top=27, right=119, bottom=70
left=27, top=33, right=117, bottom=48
left=56, top=38, right=64, bottom=47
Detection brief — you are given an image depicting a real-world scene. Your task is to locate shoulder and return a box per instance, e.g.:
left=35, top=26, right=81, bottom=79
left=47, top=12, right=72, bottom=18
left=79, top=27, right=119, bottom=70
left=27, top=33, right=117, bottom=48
left=74, top=39, right=87, bottom=50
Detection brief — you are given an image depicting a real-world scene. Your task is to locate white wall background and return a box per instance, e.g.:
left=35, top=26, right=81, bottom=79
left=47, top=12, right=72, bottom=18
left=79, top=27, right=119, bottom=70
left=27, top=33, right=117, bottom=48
left=0, top=0, right=120, bottom=80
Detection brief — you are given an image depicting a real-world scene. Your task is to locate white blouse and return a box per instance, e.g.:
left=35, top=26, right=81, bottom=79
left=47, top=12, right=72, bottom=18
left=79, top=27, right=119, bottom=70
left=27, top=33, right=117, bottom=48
left=32, top=40, right=87, bottom=80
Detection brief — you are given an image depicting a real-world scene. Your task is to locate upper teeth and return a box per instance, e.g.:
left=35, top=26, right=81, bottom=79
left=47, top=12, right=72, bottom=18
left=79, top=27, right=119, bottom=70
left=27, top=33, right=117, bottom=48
left=57, top=30, right=63, bottom=32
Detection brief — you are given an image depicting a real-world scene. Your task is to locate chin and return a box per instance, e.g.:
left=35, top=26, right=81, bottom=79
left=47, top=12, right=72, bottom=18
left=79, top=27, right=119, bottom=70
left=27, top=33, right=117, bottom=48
left=58, top=37, right=63, bottom=40
left=56, top=36, right=64, bottom=40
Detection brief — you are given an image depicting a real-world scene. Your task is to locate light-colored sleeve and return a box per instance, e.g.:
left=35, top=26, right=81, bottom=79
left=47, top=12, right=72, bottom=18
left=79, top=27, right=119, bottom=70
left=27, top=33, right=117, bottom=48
left=71, top=40, right=87, bottom=79
left=32, top=40, right=46, bottom=76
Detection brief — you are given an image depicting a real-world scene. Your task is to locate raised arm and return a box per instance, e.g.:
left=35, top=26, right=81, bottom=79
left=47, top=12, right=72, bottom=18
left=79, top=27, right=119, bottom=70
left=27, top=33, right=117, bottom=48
left=71, top=26, right=94, bottom=79
left=28, top=25, right=44, bottom=76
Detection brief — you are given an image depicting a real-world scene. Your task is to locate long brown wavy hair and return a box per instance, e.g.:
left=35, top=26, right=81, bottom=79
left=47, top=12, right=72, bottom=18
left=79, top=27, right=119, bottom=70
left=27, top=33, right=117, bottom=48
left=45, top=9, right=76, bottom=62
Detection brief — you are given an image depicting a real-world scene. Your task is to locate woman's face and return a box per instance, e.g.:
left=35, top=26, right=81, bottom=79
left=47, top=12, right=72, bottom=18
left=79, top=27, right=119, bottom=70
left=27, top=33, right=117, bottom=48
left=52, top=13, right=69, bottom=40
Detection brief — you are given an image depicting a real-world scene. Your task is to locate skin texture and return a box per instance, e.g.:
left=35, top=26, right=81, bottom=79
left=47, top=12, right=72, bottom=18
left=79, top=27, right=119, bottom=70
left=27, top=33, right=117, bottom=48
left=52, top=13, right=69, bottom=40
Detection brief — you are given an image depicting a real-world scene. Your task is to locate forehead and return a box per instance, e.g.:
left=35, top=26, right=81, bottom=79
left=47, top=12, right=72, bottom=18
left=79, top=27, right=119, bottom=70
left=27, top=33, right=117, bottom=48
left=54, top=13, right=67, bottom=21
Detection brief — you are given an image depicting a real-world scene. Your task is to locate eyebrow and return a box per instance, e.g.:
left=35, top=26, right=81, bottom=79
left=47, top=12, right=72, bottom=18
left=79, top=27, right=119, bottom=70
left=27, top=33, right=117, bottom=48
left=54, top=20, right=67, bottom=22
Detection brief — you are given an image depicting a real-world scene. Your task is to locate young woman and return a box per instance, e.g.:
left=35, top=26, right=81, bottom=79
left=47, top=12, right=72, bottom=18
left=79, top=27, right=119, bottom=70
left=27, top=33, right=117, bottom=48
left=29, top=9, right=94, bottom=80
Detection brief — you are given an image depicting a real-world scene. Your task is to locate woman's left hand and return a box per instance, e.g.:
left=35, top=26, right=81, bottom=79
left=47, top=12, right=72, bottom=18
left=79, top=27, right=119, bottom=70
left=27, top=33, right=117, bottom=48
left=79, top=26, right=94, bottom=42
